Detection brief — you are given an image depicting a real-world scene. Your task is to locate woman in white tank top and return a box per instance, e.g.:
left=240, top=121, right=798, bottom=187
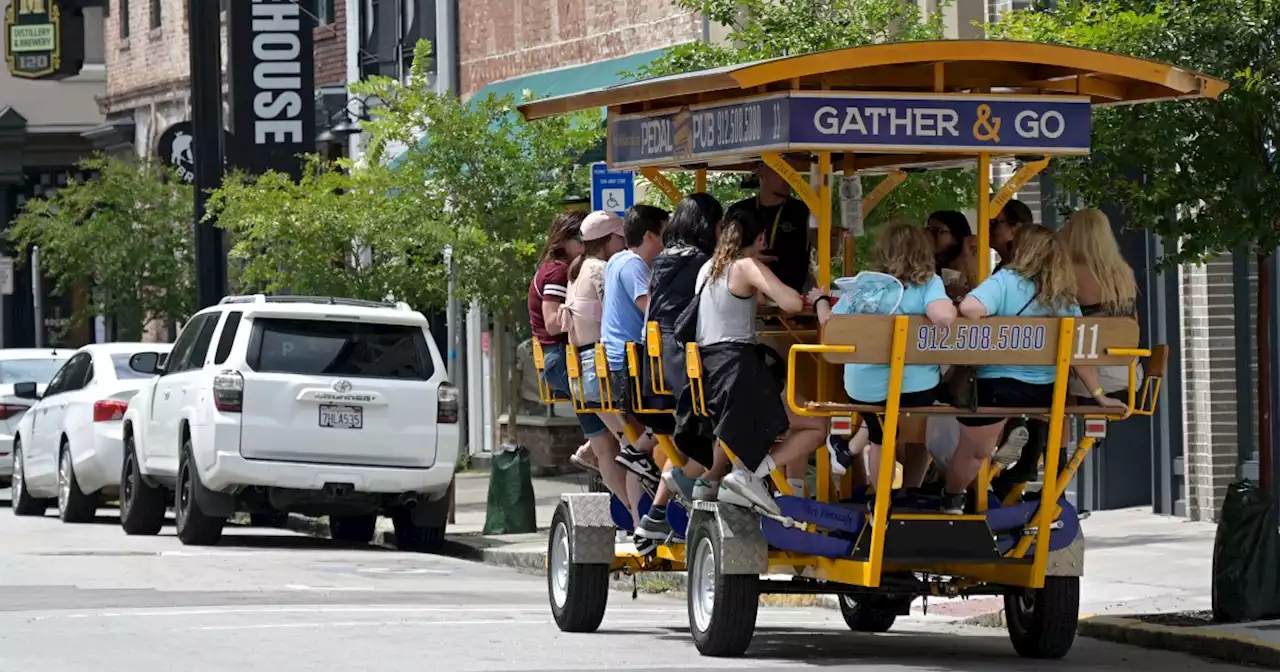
left=690, top=209, right=828, bottom=515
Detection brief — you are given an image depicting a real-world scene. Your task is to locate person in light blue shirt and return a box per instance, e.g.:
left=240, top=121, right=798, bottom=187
left=817, top=223, right=957, bottom=490
left=946, top=225, right=1128, bottom=515
left=599, top=206, right=669, bottom=499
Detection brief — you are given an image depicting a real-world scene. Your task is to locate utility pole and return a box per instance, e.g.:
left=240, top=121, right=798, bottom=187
left=189, top=0, right=227, bottom=310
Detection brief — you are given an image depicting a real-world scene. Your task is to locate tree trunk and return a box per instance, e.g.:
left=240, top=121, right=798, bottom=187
left=1259, top=251, right=1273, bottom=492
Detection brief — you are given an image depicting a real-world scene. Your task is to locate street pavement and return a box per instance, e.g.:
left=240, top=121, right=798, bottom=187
left=0, top=487, right=1255, bottom=672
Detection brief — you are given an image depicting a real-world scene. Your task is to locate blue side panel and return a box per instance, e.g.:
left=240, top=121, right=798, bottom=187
left=762, top=518, right=856, bottom=558
left=610, top=492, right=655, bottom=532
left=667, top=501, right=689, bottom=537
left=994, top=499, right=1081, bottom=554
left=776, top=496, right=866, bottom=535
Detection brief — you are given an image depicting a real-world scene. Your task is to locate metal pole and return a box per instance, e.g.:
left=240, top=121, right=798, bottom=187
left=190, top=0, right=227, bottom=310
left=30, top=246, right=42, bottom=348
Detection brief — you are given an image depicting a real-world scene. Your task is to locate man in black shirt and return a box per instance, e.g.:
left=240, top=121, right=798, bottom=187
left=726, top=161, right=814, bottom=293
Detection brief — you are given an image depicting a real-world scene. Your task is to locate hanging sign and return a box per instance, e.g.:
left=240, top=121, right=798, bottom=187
left=4, top=0, right=84, bottom=80
left=607, top=93, right=1092, bottom=169
left=226, top=0, right=316, bottom=179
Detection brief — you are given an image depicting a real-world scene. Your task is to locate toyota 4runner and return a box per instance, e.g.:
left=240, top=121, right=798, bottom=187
left=118, top=295, right=459, bottom=551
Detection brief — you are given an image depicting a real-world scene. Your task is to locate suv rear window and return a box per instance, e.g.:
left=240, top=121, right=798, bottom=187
left=246, top=318, right=434, bottom=380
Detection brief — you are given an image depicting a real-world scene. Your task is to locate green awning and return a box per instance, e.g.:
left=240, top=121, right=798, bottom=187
left=388, top=47, right=671, bottom=168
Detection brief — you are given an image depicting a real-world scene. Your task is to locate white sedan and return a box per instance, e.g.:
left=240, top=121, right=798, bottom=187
left=10, top=343, right=172, bottom=522
left=0, top=349, right=71, bottom=487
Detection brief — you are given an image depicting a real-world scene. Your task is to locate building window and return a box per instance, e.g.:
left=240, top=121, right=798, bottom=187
left=119, top=0, right=129, bottom=38
left=149, top=0, right=160, bottom=29
left=317, top=0, right=334, bottom=26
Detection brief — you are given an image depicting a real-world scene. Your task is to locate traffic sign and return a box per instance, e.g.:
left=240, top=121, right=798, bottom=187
left=590, top=163, right=634, bottom=216
left=0, top=256, right=14, bottom=295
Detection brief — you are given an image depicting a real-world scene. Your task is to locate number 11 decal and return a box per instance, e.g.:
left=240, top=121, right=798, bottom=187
left=1074, top=323, right=1100, bottom=359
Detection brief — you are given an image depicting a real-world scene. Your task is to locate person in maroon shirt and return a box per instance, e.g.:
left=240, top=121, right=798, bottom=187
left=527, top=211, right=611, bottom=446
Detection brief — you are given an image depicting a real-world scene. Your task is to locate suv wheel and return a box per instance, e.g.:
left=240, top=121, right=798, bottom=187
left=119, top=435, right=165, bottom=536
left=391, top=508, right=445, bottom=553
left=57, top=443, right=98, bottom=523
left=175, top=441, right=224, bottom=546
left=330, top=514, right=377, bottom=543
left=11, top=441, right=51, bottom=517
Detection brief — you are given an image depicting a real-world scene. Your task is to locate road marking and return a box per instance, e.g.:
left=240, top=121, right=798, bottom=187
left=354, top=567, right=453, bottom=575
left=57, top=605, right=689, bottom=619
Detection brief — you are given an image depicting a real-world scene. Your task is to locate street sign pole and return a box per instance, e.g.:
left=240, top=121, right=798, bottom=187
left=190, top=0, right=227, bottom=310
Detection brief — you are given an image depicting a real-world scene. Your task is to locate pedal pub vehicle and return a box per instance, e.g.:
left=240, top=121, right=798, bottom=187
left=520, top=41, right=1225, bottom=659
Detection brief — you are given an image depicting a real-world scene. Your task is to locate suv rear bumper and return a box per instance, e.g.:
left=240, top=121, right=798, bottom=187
left=202, top=448, right=455, bottom=497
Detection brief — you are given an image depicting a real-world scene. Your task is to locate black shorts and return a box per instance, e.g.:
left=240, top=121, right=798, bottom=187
left=957, top=378, right=1054, bottom=427
left=851, top=388, right=939, bottom=445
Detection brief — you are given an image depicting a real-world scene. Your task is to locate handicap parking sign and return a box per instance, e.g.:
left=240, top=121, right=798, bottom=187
left=591, top=163, right=634, bottom=216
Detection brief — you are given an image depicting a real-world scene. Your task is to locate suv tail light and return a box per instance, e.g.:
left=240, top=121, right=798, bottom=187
left=93, top=400, right=129, bottom=423
left=437, top=383, right=458, bottom=424
left=213, top=370, right=244, bottom=412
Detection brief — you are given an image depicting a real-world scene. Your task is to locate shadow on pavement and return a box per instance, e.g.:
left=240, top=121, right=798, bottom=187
left=212, top=533, right=392, bottom=552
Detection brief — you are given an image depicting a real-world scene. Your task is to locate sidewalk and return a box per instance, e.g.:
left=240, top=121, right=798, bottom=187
left=287, top=474, right=1280, bottom=666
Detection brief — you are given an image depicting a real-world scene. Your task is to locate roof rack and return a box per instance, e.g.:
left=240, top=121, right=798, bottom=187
left=218, top=295, right=412, bottom=311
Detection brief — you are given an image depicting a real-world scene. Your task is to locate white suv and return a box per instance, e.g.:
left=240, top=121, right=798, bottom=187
left=118, top=295, right=459, bottom=551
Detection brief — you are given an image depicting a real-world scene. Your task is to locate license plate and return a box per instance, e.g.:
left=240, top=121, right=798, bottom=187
left=319, top=404, right=363, bottom=429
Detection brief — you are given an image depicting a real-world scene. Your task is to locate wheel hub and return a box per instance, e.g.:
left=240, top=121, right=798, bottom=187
left=550, top=523, right=570, bottom=609
left=11, top=447, right=22, bottom=496
left=691, top=536, right=716, bottom=632
left=58, top=452, right=70, bottom=513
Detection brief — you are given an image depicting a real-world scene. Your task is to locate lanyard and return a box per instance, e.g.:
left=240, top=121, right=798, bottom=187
left=758, top=197, right=784, bottom=249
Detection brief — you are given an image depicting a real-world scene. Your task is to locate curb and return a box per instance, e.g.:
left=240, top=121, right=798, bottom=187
left=1077, top=616, right=1280, bottom=669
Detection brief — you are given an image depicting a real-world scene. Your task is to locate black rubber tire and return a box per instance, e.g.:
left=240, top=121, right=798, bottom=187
left=547, top=502, right=609, bottom=633
left=1005, top=576, right=1080, bottom=659
left=250, top=512, right=289, bottom=528
left=390, top=509, right=445, bottom=553
left=838, top=595, right=899, bottom=633
left=175, top=443, right=224, bottom=546
left=687, top=515, right=759, bottom=657
left=11, top=441, right=51, bottom=517
left=57, top=443, right=98, bottom=523
left=119, top=435, right=166, bottom=536
left=330, top=514, right=377, bottom=543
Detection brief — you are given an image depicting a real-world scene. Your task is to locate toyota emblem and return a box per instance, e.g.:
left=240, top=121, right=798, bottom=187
left=332, top=380, right=352, bottom=393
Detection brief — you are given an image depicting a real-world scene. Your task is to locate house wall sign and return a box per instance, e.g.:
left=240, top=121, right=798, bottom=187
left=3, top=0, right=84, bottom=80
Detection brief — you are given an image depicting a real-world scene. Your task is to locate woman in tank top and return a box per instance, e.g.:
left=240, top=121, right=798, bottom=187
left=691, top=208, right=827, bottom=515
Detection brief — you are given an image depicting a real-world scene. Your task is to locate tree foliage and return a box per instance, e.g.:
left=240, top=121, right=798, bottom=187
left=212, top=41, right=603, bottom=328
left=632, top=0, right=974, bottom=241
left=9, top=155, right=194, bottom=339
left=989, top=0, right=1280, bottom=263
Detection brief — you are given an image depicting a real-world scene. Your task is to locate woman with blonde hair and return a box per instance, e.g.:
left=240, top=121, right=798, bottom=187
left=817, top=222, right=957, bottom=489
left=1062, top=207, right=1141, bottom=396
left=944, top=225, right=1127, bottom=514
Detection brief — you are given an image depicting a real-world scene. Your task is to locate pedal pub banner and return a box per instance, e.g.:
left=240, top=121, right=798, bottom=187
left=227, top=0, right=315, bottom=179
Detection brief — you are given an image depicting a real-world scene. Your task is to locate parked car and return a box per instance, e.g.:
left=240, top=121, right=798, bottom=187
left=0, top=349, right=71, bottom=488
left=9, top=343, right=173, bottom=522
left=118, top=295, right=458, bottom=550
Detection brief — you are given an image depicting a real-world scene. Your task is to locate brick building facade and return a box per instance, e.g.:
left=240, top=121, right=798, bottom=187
left=458, top=0, right=701, bottom=97
left=98, top=0, right=347, bottom=161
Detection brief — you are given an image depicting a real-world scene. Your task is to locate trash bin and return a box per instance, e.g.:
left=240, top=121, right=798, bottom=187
left=483, top=444, right=537, bottom=535
left=1212, top=479, right=1280, bottom=622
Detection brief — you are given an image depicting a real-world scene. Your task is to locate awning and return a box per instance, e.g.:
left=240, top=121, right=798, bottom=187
left=388, top=46, right=673, bottom=168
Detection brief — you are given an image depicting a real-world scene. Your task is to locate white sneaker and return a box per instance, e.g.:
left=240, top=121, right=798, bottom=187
left=993, top=425, right=1030, bottom=468
left=721, top=466, right=781, bottom=516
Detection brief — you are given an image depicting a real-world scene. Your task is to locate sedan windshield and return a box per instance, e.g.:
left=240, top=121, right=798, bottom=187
left=0, top=358, right=69, bottom=385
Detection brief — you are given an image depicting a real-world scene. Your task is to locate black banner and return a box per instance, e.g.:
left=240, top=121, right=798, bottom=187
left=226, top=0, right=315, bottom=178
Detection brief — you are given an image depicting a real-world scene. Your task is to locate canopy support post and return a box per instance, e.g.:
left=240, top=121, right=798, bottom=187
left=695, top=168, right=707, bottom=193
left=977, top=153, right=992, bottom=281
left=862, top=171, right=908, bottom=218
left=760, top=152, right=821, bottom=214
left=990, top=157, right=1051, bottom=216
left=639, top=167, right=683, bottom=205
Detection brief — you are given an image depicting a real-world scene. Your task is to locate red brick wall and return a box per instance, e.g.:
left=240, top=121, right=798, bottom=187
left=459, top=0, right=700, bottom=97
left=314, top=1, right=348, bottom=87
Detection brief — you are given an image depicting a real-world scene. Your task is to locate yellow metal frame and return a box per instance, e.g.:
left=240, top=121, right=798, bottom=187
left=521, top=38, right=1211, bottom=597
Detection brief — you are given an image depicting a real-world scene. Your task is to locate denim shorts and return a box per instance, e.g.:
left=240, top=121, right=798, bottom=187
left=540, top=341, right=608, bottom=437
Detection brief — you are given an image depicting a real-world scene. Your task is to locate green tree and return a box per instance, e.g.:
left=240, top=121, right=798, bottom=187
left=210, top=156, right=449, bottom=309
left=988, top=0, right=1279, bottom=263
left=10, top=155, right=194, bottom=339
left=633, top=0, right=976, bottom=249
left=351, top=41, right=603, bottom=441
